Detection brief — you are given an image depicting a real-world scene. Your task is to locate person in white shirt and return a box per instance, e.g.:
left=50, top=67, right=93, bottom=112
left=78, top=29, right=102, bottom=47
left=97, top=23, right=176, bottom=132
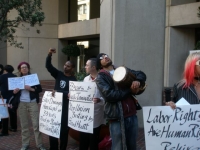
left=79, top=58, right=105, bottom=150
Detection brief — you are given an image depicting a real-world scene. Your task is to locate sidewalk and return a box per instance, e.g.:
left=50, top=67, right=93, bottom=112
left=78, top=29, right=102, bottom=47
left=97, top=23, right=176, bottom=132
left=0, top=117, right=146, bottom=150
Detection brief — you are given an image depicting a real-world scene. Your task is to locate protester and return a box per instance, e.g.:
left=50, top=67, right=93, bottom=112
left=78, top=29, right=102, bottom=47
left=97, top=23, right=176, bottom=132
left=0, top=65, right=17, bottom=136
left=95, top=53, right=146, bottom=150
left=12, top=62, right=46, bottom=150
left=79, top=58, right=105, bottom=150
left=46, top=48, right=77, bottom=150
left=166, top=52, right=200, bottom=108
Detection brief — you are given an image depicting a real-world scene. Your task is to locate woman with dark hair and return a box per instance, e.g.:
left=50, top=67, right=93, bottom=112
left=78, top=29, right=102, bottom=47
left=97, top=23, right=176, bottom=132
left=0, top=65, right=17, bottom=136
left=166, top=52, right=200, bottom=108
left=12, top=62, right=46, bottom=150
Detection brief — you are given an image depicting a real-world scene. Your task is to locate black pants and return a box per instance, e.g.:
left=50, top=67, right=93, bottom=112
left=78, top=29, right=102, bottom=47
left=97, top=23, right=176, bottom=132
left=79, top=125, right=102, bottom=150
left=9, top=108, right=17, bottom=129
left=1, top=108, right=17, bottom=134
left=1, top=118, right=9, bottom=134
left=49, top=100, right=69, bottom=150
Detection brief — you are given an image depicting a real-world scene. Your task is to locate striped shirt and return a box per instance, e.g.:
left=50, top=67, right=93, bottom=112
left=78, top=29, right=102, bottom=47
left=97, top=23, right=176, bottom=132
left=173, top=81, right=200, bottom=104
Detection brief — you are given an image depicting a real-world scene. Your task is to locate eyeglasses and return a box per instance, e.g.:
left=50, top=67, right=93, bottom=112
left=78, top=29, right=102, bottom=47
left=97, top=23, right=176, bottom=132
left=99, top=55, right=108, bottom=60
left=21, top=66, right=28, bottom=69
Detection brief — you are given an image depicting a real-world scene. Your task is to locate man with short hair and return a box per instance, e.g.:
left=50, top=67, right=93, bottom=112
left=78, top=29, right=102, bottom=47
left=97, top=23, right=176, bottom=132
left=46, top=48, right=77, bottom=150
left=96, top=53, right=146, bottom=150
left=79, top=58, right=105, bottom=150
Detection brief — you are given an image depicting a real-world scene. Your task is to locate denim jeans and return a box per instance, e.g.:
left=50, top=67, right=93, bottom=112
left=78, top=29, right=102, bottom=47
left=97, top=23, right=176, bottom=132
left=109, top=115, right=138, bottom=150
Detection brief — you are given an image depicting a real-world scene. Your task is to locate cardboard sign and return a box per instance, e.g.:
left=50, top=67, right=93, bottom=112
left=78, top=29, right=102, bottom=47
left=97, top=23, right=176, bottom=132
left=39, top=91, right=63, bottom=138
left=68, top=81, right=96, bottom=133
left=143, top=105, right=200, bottom=150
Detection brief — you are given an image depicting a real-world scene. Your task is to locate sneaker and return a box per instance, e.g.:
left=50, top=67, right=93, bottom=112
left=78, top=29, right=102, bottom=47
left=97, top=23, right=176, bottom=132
left=38, top=147, right=46, bottom=150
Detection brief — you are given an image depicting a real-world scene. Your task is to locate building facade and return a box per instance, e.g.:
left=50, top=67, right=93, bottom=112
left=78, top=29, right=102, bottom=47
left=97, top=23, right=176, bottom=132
left=0, top=0, right=199, bottom=127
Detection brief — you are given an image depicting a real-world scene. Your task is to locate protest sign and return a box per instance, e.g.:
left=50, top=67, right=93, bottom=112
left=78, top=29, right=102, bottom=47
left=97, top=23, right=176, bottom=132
left=143, top=105, right=200, bottom=150
left=24, top=74, right=40, bottom=86
left=68, top=81, right=96, bottom=133
left=39, top=91, right=63, bottom=138
left=8, top=77, right=24, bottom=90
left=0, top=99, right=9, bottom=119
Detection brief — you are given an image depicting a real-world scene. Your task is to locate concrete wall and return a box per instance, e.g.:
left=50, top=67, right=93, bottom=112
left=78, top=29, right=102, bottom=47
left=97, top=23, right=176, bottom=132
left=58, top=18, right=100, bottom=38
left=168, top=28, right=195, bottom=86
left=100, top=0, right=113, bottom=56
left=169, top=2, right=200, bottom=26
left=100, top=0, right=166, bottom=127
left=171, top=0, right=196, bottom=6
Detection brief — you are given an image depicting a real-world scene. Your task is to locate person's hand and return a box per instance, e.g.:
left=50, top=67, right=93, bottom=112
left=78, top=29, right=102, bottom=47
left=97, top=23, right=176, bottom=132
left=165, top=101, right=176, bottom=109
left=93, top=98, right=100, bottom=104
left=131, top=81, right=140, bottom=89
left=13, top=88, right=20, bottom=94
left=25, top=85, right=34, bottom=91
left=52, top=90, right=56, bottom=97
left=49, top=48, right=56, bottom=54
left=130, top=81, right=140, bottom=94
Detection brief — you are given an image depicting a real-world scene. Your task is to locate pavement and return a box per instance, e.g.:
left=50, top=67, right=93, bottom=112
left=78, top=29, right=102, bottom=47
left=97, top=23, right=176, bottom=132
left=0, top=116, right=146, bottom=150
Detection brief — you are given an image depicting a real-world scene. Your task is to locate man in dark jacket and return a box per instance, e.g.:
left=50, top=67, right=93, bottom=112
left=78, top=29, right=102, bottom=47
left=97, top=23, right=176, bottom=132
left=0, top=65, right=17, bottom=136
left=45, top=48, right=77, bottom=150
left=95, top=53, right=146, bottom=150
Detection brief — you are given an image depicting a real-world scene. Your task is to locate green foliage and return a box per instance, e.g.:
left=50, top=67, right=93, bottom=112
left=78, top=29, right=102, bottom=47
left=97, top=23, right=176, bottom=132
left=0, top=0, right=45, bottom=49
left=194, top=41, right=200, bottom=50
left=75, top=71, right=87, bottom=81
left=62, top=44, right=81, bottom=57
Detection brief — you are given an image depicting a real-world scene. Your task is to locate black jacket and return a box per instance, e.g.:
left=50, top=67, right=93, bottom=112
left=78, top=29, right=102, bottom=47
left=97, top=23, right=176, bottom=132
left=96, top=67, right=146, bottom=119
left=0, top=73, right=17, bottom=103
left=9, top=84, right=42, bottom=111
left=96, top=67, right=146, bottom=103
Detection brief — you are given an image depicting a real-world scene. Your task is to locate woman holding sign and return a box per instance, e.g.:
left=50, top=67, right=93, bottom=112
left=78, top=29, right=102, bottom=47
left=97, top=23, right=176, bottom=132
left=166, top=52, right=200, bottom=108
left=12, top=62, right=46, bottom=150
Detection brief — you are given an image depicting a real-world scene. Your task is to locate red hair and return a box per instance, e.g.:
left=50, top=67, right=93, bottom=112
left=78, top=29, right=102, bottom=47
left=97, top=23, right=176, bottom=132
left=183, top=52, right=200, bottom=88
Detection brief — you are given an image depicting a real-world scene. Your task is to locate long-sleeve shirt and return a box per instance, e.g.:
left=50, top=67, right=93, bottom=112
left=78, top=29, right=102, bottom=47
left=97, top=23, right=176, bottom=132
left=45, top=54, right=77, bottom=100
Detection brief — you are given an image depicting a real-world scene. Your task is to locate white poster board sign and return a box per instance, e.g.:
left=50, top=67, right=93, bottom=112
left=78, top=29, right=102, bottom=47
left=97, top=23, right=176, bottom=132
left=68, top=81, right=96, bottom=133
left=24, top=74, right=39, bottom=86
left=8, top=77, right=24, bottom=90
left=8, top=74, right=40, bottom=90
left=0, top=99, right=9, bottom=119
left=39, top=91, right=63, bottom=138
left=143, top=105, right=200, bottom=150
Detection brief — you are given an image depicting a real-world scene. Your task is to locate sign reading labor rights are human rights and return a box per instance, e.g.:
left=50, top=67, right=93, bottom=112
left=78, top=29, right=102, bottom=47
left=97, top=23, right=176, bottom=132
left=143, top=105, right=200, bottom=150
